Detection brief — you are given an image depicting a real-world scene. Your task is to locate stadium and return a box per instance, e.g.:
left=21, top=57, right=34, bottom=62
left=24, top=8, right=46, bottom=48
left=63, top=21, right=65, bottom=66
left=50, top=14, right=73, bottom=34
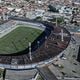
left=0, top=19, right=71, bottom=69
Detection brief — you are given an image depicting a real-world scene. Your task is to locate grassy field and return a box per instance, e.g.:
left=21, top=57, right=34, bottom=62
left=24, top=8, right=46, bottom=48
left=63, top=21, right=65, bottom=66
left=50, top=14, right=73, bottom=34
left=0, top=25, right=43, bottom=54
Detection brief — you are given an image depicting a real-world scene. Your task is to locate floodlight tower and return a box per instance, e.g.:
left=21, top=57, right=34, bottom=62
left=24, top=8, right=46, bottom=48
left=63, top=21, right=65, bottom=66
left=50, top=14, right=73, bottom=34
left=56, top=17, right=58, bottom=27
left=37, top=41, right=40, bottom=49
left=37, top=41, right=40, bottom=55
left=6, top=14, right=9, bottom=21
left=2, top=12, right=6, bottom=21
left=29, top=42, right=32, bottom=61
left=45, top=36, right=48, bottom=48
left=61, top=29, right=64, bottom=42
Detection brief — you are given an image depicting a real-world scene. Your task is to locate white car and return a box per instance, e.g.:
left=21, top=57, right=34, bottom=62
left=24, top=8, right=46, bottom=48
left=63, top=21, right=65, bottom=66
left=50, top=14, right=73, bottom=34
left=61, top=57, right=67, bottom=60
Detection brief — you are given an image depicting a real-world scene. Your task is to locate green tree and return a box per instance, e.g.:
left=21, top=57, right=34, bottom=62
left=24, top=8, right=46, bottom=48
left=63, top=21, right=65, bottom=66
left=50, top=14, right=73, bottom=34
left=48, top=5, right=59, bottom=13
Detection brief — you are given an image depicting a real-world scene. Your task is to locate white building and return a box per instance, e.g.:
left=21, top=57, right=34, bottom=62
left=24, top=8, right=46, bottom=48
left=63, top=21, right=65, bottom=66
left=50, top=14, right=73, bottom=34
left=0, top=0, right=1, bottom=3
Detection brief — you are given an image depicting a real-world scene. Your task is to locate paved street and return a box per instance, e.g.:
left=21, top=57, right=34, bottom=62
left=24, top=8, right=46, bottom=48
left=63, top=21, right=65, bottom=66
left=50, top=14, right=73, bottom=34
left=5, top=69, right=37, bottom=80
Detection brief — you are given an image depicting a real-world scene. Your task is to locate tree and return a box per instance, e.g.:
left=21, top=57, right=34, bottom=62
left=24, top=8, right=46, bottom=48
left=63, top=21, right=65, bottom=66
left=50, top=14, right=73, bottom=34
left=25, top=0, right=30, bottom=2
left=48, top=5, right=59, bottom=13
left=34, top=16, right=42, bottom=21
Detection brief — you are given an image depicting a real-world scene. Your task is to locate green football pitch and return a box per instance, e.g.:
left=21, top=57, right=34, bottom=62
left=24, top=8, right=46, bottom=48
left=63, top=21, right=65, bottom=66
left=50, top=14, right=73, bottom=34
left=0, top=25, right=43, bottom=54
